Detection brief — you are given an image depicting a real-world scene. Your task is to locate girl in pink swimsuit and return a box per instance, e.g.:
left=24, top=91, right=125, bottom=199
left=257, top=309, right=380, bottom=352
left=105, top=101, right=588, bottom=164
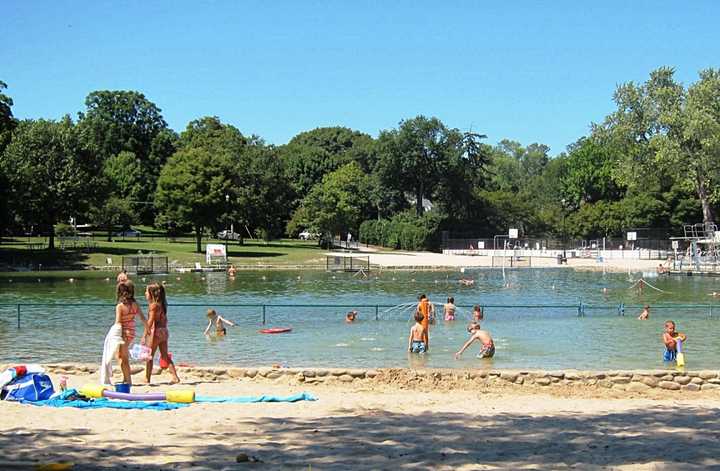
left=115, top=281, right=148, bottom=385
left=144, top=282, right=180, bottom=384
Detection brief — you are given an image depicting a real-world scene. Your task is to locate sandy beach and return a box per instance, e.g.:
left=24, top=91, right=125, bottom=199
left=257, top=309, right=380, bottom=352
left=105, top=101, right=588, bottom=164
left=2, top=365, right=720, bottom=470
left=336, top=248, right=664, bottom=272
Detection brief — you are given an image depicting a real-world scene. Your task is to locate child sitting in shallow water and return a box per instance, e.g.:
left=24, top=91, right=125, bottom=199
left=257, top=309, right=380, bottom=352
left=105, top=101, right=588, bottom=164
left=204, top=309, right=236, bottom=336
left=455, top=321, right=495, bottom=359
left=408, top=311, right=426, bottom=353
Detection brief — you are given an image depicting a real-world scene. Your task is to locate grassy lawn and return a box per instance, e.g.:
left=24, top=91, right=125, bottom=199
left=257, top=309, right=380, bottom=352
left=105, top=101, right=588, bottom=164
left=0, top=236, right=328, bottom=271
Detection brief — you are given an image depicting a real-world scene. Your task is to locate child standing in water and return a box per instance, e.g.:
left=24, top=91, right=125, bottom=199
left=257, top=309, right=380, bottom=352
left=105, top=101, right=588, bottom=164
left=144, top=282, right=180, bottom=384
left=662, top=320, right=687, bottom=363
left=455, top=321, right=495, bottom=359
left=408, top=311, right=426, bottom=353
left=115, top=281, right=148, bottom=385
left=472, top=305, right=483, bottom=322
left=416, top=294, right=434, bottom=349
left=638, top=305, right=650, bottom=320
left=204, top=309, right=236, bottom=336
left=444, top=297, right=456, bottom=321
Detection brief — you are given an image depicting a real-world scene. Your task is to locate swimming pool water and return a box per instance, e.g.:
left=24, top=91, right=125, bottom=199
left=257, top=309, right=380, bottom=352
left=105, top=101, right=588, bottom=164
left=1, top=268, right=719, bottom=370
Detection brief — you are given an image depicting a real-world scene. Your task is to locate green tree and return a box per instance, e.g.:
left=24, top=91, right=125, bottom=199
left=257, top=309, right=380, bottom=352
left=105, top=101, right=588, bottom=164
left=91, top=151, right=143, bottom=241
left=78, top=90, right=176, bottom=223
left=237, top=145, right=294, bottom=240
left=291, top=162, right=372, bottom=239
left=155, top=147, right=235, bottom=252
left=280, top=127, right=376, bottom=208
left=602, top=67, right=720, bottom=224
left=0, top=117, right=98, bottom=249
left=561, top=136, right=623, bottom=206
left=376, top=116, right=468, bottom=217
left=0, top=80, right=17, bottom=240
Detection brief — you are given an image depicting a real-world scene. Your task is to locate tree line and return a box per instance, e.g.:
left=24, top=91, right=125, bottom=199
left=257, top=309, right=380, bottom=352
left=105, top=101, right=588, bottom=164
left=0, top=67, right=718, bottom=252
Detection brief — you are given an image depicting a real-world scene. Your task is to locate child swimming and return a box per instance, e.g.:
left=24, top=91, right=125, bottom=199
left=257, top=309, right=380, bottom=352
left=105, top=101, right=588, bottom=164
left=115, top=281, right=148, bottom=385
left=638, top=305, right=650, bottom=320
left=345, top=310, right=358, bottom=323
left=204, top=309, right=236, bottom=336
left=144, top=282, right=180, bottom=384
left=408, top=311, right=426, bottom=353
left=662, top=320, right=687, bottom=363
left=455, top=321, right=495, bottom=359
left=444, top=297, right=456, bottom=321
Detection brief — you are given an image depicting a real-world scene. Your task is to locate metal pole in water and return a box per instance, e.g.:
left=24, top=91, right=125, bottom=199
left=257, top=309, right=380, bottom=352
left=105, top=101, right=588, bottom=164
left=262, top=305, right=266, bottom=324
left=17, top=304, right=20, bottom=328
left=375, top=305, right=379, bottom=321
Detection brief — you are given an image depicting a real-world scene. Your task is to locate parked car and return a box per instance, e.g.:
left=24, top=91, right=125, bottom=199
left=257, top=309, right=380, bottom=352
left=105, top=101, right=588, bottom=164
left=217, top=230, right=241, bottom=240
left=115, top=229, right=141, bottom=237
left=299, top=230, right=320, bottom=240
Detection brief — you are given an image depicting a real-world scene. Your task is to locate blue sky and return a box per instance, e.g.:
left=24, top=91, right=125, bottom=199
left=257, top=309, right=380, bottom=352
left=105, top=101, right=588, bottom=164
left=3, top=1, right=718, bottom=154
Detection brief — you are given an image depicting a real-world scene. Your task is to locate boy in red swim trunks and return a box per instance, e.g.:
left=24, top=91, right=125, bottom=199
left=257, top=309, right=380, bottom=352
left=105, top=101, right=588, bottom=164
left=455, top=322, right=495, bottom=359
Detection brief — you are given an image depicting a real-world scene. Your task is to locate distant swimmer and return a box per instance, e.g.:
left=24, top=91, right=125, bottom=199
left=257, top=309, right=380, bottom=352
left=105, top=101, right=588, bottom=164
left=459, top=278, right=475, bottom=287
left=345, top=310, right=358, bottom=323
left=638, top=305, right=650, bottom=320
left=116, top=270, right=129, bottom=284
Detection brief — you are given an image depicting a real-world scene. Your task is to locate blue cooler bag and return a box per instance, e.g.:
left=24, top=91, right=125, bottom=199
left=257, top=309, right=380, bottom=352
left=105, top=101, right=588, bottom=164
left=2, top=373, right=54, bottom=401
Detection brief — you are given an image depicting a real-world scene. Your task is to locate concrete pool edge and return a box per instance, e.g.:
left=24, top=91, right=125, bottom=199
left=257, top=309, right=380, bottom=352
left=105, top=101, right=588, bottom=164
left=11, top=363, right=720, bottom=394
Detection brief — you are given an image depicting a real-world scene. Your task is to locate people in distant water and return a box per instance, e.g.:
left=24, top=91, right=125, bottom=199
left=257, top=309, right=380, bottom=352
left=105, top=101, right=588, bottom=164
left=459, top=278, right=475, bottom=287
left=115, top=281, right=148, bottom=385
left=227, top=265, right=237, bottom=277
left=444, top=297, right=456, bottom=321
left=205, top=309, right=236, bottom=336
left=657, top=263, right=667, bottom=274
left=408, top=311, right=426, bottom=354
left=345, top=310, right=358, bottom=323
left=472, top=305, right=483, bottom=322
left=116, top=270, right=129, bottom=284
left=145, top=282, right=180, bottom=384
left=455, top=321, right=495, bottom=359
left=709, top=292, right=720, bottom=297
left=662, top=320, right=687, bottom=363
left=638, top=305, right=650, bottom=320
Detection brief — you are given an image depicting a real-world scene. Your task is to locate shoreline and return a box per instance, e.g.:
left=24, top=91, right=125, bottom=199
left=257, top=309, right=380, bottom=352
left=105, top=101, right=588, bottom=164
left=7, top=363, right=720, bottom=396
left=2, top=363, right=720, bottom=469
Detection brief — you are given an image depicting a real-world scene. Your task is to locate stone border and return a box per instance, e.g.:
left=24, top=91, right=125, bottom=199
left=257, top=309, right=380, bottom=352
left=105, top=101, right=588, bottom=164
left=18, top=364, right=720, bottom=393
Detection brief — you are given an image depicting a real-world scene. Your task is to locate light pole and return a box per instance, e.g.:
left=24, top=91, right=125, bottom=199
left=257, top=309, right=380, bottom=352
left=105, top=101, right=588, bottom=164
left=225, top=194, right=230, bottom=256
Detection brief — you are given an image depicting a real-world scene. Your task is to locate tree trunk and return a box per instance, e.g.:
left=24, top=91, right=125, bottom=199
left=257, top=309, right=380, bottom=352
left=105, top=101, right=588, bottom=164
left=107, top=223, right=113, bottom=242
left=415, top=187, right=424, bottom=217
left=48, top=221, right=55, bottom=250
left=696, top=172, right=716, bottom=225
left=195, top=225, right=202, bottom=253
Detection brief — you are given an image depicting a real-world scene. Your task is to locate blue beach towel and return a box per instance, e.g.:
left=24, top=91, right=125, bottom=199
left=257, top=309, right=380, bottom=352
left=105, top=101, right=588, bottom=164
left=24, top=389, right=188, bottom=411
left=195, top=392, right=317, bottom=403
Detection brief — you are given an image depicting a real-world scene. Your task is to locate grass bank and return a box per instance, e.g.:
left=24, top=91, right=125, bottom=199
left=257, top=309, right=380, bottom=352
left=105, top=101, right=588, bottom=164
left=0, top=236, right=327, bottom=271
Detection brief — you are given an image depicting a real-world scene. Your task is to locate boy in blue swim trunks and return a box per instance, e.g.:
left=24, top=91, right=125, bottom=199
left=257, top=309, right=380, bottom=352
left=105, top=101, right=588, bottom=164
left=662, top=320, right=686, bottom=362
left=408, top=311, right=427, bottom=353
